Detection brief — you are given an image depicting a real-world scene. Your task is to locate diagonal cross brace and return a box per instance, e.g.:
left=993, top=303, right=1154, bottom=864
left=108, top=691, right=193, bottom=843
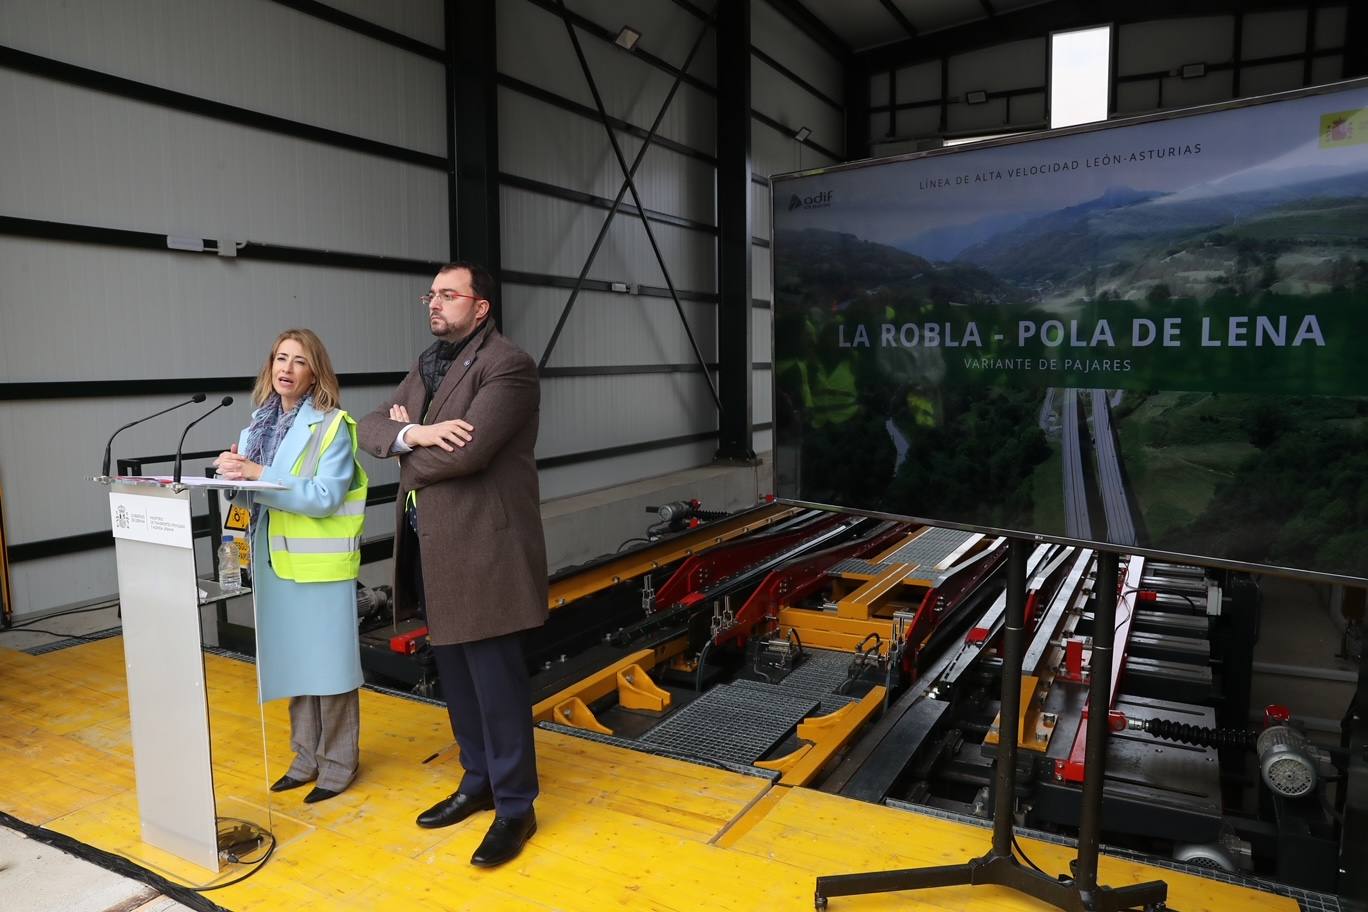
left=537, top=3, right=711, bottom=372
left=542, top=1, right=722, bottom=412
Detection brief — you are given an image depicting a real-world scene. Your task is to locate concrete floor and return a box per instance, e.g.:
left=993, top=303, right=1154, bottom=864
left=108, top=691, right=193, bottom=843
left=0, top=820, right=195, bottom=912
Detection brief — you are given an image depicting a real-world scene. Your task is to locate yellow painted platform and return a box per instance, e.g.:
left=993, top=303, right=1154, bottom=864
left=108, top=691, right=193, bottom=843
left=0, top=639, right=1298, bottom=911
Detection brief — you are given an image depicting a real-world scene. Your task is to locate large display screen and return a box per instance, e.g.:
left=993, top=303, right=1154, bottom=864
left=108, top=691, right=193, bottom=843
left=772, top=80, right=1368, bottom=582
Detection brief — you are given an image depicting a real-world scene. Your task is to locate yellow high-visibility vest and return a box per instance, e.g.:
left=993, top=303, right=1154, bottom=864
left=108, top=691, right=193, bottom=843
left=268, top=410, right=368, bottom=582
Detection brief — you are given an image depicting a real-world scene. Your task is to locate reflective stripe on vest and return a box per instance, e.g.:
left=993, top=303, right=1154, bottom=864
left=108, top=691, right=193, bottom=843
left=267, top=410, right=369, bottom=583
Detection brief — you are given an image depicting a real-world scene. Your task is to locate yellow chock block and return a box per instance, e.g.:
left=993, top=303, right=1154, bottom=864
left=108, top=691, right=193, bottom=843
left=755, top=742, right=813, bottom=774
left=554, top=696, right=613, bottom=735
left=616, top=664, right=671, bottom=712
left=796, top=702, right=857, bottom=742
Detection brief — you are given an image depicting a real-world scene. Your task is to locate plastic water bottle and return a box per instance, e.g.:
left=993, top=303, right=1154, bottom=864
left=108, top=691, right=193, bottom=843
left=218, top=536, right=242, bottom=592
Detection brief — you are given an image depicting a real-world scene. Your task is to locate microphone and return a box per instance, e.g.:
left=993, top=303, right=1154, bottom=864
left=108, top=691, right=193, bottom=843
left=173, top=396, right=234, bottom=484
left=101, top=393, right=207, bottom=478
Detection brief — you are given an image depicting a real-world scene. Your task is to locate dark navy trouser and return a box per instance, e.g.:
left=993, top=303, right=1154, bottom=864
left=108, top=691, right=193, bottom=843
left=430, top=633, right=539, bottom=817
left=406, top=501, right=539, bottom=817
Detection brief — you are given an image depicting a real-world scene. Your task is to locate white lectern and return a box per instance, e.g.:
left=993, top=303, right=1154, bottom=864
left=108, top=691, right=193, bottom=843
left=99, top=475, right=269, bottom=872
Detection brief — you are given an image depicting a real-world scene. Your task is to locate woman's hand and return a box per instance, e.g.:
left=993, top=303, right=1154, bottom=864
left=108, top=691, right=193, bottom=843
left=214, top=443, right=264, bottom=481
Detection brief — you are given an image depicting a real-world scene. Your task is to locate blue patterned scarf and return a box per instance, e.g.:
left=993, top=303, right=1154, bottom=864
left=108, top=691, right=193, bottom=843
left=244, top=392, right=308, bottom=523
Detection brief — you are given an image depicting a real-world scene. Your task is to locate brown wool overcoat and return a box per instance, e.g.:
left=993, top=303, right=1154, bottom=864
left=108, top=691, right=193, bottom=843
left=356, top=323, right=548, bottom=646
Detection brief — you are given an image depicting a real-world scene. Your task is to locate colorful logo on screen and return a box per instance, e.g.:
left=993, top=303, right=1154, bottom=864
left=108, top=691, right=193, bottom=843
left=788, top=190, right=834, bottom=211
left=1320, top=109, right=1368, bottom=147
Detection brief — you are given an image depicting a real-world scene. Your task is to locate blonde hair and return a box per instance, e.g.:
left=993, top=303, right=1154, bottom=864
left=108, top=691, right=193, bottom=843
left=252, top=328, right=341, bottom=412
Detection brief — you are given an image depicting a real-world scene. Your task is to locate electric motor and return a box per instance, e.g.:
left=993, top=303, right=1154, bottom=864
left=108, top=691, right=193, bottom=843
left=1256, top=724, right=1317, bottom=798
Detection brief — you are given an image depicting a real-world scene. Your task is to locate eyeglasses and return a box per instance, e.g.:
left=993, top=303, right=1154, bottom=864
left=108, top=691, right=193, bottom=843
left=420, top=290, right=483, bottom=306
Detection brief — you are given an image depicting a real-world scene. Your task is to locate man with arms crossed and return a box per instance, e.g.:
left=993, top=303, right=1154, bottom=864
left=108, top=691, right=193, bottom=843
left=357, top=261, right=547, bottom=867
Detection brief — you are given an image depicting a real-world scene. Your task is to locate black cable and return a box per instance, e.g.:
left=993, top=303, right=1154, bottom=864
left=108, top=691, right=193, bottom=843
left=0, top=810, right=231, bottom=912
left=695, top=641, right=712, bottom=692
left=8, top=602, right=119, bottom=629
left=616, top=536, right=651, bottom=552
left=1010, top=831, right=1050, bottom=876
left=4, top=627, right=105, bottom=641
left=186, top=819, right=276, bottom=892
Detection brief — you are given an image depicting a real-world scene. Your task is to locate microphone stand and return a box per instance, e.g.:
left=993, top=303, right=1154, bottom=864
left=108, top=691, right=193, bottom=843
left=100, top=393, right=207, bottom=480
left=173, top=397, right=234, bottom=485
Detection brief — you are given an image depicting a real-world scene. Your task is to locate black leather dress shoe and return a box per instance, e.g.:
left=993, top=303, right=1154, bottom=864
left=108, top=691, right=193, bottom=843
left=470, top=812, right=537, bottom=867
left=270, top=774, right=313, bottom=792
left=303, top=786, right=344, bottom=804
left=416, top=791, right=494, bottom=829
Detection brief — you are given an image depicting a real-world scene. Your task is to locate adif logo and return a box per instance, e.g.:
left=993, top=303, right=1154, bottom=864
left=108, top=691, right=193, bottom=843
left=788, top=190, right=833, bottom=211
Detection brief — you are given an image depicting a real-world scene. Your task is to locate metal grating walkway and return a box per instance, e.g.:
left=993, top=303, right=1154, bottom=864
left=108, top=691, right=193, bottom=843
left=828, top=527, right=976, bottom=580
left=639, top=682, right=818, bottom=765
left=752, top=648, right=859, bottom=715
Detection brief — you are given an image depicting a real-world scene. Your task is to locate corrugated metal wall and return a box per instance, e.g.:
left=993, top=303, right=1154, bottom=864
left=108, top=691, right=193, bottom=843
left=0, top=0, right=843, bottom=618
left=494, top=0, right=725, bottom=498
left=749, top=0, right=846, bottom=456
left=867, top=5, right=1347, bottom=149
left=0, top=0, right=445, bottom=616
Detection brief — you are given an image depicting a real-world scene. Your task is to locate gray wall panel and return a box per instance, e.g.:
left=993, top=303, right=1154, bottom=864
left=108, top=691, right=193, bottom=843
left=869, top=109, right=892, bottom=142
left=948, top=97, right=1008, bottom=134
left=0, top=384, right=399, bottom=546
left=537, top=374, right=717, bottom=457
left=1315, top=7, right=1348, bottom=50
left=1241, top=61, right=1307, bottom=98
left=1, top=1, right=445, bottom=616
left=947, top=40, right=1045, bottom=96
left=894, top=61, right=941, bottom=106
left=500, top=283, right=717, bottom=368
left=500, top=187, right=716, bottom=292
left=752, top=367, right=773, bottom=424
left=498, top=0, right=717, bottom=154
left=753, top=182, right=772, bottom=241
left=0, top=72, right=449, bottom=260
left=538, top=439, right=717, bottom=501
left=0, top=239, right=430, bottom=381
left=1242, top=10, right=1309, bottom=60
left=749, top=0, right=842, bottom=101
left=566, top=0, right=718, bottom=81
left=317, top=0, right=444, bottom=43
left=6, top=550, right=118, bottom=629
left=1116, top=79, right=1158, bottom=114
left=1160, top=71, right=1236, bottom=109
left=498, top=88, right=717, bottom=225
left=752, top=244, right=772, bottom=302
left=0, top=0, right=446, bottom=155
left=753, top=307, right=772, bottom=363
left=752, top=56, right=844, bottom=155
left=753, top=119, right=806, bottom=178
left=1311, top=55, right=1344, bottom=87
left=1118, top=18, right=1234, bottom=76
left=870, top=71, right=890, bottom=108
left=1011, top=92, right=1046, bottom=126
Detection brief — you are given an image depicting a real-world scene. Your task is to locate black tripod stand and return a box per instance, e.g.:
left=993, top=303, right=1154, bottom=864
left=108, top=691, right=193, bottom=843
left=814, top=540, right=1168, bottom=911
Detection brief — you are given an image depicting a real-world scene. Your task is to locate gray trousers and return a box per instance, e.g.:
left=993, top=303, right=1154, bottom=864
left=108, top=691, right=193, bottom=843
left=285, top=689, right=360, bottom=791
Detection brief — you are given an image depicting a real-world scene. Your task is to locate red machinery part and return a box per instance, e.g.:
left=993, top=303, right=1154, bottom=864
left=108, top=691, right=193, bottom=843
left=1064, top=637, right=1085, bottom=680
left=1264, top=704, right=1292, bottom=727
left=711, top=523, right=911, bottom=649
left=390, top=626, right=429, bottom=655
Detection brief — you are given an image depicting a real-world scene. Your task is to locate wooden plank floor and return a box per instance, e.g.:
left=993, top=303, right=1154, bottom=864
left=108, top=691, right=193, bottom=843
left=0, top=640, right=1298, bottom=911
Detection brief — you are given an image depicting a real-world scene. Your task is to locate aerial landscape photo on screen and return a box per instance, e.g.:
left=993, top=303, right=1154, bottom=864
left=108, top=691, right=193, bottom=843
left=772, top=83, right=1368, bottom=579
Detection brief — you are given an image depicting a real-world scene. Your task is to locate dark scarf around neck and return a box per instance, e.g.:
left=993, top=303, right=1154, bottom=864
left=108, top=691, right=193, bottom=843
left=418, top=323, right=485, bottom=412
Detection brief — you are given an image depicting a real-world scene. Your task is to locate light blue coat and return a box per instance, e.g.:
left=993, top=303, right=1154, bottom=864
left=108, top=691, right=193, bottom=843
left=235, top=399, right=364, bottom=703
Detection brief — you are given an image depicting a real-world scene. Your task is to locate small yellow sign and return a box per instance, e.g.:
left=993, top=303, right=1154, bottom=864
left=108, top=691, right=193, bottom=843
left=234, top=537, right=251, bottom=568
left=1320, top=109, right=1368, bottom=148
left=224, top=504, right=251, bottom=531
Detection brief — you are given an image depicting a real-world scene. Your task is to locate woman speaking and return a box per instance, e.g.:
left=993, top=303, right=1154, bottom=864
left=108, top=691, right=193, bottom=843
left=215, top=329, right=368, bottom=803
